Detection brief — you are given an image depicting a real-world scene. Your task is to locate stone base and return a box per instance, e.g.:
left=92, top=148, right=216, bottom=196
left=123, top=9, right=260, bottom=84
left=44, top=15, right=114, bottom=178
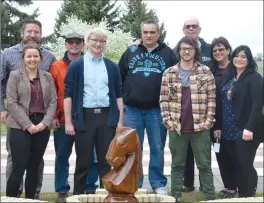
left=200, top=197, right=264, bottom=202
left=66, top=189, right=175, bottom=202
left=1, top=196, right=48, bottom=202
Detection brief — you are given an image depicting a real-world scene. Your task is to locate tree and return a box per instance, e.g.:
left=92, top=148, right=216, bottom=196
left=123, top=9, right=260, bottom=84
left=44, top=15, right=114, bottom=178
left=51, top=16, right=133, bottom=63
left=54, top=0, right=120, bottom=36
left=0, top=0, right=39, bottom=49
left=119, top=0, right=167, bottom=42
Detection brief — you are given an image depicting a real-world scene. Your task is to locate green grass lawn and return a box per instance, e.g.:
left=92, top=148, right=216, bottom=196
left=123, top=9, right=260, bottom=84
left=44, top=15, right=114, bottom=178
left=1, top=192, right=263, bottom=202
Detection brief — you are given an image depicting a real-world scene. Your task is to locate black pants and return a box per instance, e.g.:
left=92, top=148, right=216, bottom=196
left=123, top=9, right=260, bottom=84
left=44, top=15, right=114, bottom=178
left=214, top=138, right=236, bottom=190
left=73, top=109, right=116, bottom=195
left=6, top=114, right=50, bottom=199
left=223, top=138, right=260, bottom=197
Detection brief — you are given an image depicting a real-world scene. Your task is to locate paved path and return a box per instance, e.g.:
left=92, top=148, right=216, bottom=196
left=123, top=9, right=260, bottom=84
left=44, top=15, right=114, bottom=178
left=1, top=134, right=263, bottom=192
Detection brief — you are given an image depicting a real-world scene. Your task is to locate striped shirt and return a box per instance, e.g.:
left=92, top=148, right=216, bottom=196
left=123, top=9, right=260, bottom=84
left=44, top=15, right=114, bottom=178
left=160, top=62, right=216, bottom=132
left=0, top=43, right=56, bottom=111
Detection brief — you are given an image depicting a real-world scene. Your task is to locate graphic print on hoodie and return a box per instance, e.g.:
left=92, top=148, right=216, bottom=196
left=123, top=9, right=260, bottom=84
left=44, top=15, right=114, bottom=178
left=118, top=43, right=177, bottom=109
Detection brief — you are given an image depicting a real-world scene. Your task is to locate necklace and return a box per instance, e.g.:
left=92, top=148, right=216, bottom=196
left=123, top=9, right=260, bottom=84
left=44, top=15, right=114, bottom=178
left=30, top=80, right=40, bottom=100
left=227, top=77, right=237, bottom=100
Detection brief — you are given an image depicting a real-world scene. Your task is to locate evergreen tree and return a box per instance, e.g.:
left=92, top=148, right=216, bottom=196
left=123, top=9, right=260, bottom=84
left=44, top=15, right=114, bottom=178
left=0, top=0, right=39, bottom=49
left=119, top=0, right=167, bottom=42
left=54, top=0, right=120, bottom=35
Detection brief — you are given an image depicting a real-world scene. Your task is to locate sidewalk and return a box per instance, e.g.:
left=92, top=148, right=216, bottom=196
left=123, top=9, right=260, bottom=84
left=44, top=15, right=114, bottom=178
left=1, top=175, right=263, bottom=193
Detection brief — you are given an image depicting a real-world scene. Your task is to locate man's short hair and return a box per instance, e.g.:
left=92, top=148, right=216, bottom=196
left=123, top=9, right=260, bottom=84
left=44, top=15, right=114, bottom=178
left=20, top=19, right=42, bottom=34
left=140, top=19, right=160, bottom=32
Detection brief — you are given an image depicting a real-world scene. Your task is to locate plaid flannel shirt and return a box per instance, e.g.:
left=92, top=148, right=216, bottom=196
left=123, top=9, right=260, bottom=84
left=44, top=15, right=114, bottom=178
left=160, top=62, right=216, bottom=132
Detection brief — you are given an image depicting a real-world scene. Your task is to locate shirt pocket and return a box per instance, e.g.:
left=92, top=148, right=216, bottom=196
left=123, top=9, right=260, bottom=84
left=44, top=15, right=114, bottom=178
left=196, top=74, right=208, bottom=90
left=168, top=83, right=180, bottom=101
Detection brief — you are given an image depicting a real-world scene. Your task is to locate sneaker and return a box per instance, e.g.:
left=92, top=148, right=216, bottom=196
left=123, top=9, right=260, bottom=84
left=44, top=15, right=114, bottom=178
left=56, top=193, right=68, bottom=203
left=223, top=190, right=237, bottom=199
left=182, top=186, right=195, bottom=193
left=17, top=190, right=22, bottom=198
left=175, top=197, right=181, bottom=203
left=85, top=191, right=95, bottom=194
left=154, top=187, right=168, bottom=195
left=219, top=189, right=228, bottom=199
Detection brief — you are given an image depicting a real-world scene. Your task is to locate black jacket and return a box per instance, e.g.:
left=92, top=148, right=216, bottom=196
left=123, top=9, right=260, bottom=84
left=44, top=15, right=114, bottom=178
left=215, top=68, right=264, bottom=142
left=118, top=42, right=177, bottom=109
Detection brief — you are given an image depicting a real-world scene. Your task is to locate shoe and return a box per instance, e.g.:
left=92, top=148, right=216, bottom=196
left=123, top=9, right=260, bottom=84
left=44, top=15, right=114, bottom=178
left=154, top=187, right=168, bottom=195
left=223, top=190, right=237, bottom=199
left=34, top=193, right=42, bottom=200
left=182, top=186, right=195, bottom=192
left=17, top=191, right=22, bottom=198
left=56, top=193, right=68, bottom=203
left=175, top=197, right=181, bottom=203
left=219, top=189, right=228, bottom=199
left=85, top=191, right=95, bottom=194
left=199, top=186, right=203, bottom=192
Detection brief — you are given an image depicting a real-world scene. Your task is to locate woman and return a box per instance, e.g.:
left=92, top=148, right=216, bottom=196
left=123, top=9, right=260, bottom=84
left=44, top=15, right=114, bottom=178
left=210, top=37, right=237, bottom=198
left=5, top=44, right=57, bottom=199
left=214, top=45, right=263, bottom=197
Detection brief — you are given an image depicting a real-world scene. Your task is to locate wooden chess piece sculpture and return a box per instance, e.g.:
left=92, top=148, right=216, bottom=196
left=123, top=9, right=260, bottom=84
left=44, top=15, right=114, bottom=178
left=102, top=127, right=141, bottom=202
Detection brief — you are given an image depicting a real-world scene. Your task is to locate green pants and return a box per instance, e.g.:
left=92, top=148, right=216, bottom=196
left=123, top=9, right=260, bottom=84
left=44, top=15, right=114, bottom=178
left=169, top=130, right=215, bottom=200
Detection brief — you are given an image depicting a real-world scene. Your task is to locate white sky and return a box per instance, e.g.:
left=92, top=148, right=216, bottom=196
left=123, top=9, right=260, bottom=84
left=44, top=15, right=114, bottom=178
left=18, top=0, right=263, bottom=55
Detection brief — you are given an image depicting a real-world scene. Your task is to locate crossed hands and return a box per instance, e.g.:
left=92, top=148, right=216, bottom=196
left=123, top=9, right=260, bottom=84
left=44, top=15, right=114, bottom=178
left=213, top=129, right=253, bottom=141
left=27, top=123, right=46, bottom=134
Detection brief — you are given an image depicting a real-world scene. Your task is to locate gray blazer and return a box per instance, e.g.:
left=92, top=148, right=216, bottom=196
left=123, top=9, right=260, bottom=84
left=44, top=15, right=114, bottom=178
left=6, top=67, right=57, bottom=130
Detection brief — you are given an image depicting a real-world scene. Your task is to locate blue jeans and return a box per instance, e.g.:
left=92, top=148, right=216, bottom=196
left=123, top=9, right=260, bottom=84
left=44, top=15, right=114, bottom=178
left=123, top=105, right=167, bottom=190
left=54, top=126, right=98, bottom=193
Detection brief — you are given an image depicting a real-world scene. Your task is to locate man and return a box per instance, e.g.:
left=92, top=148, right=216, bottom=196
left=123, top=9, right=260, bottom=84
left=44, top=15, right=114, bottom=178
left=64, top=27, right=123, bottom=195
left=118, top=20, right=177, bottom=195
left=0, top=19, right=56, bottom=199
left=49, top=32, right=99, bottom=202
left=160, top=36, right=216, bottom=202
left=180, top=17, right=212, bottom=192
left=179, top=17, right=212, bottom=67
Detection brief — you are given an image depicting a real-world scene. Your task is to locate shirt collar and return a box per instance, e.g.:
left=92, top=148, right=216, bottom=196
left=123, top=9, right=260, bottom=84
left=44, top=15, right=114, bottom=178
left=86, top=51, right=104, bottom=61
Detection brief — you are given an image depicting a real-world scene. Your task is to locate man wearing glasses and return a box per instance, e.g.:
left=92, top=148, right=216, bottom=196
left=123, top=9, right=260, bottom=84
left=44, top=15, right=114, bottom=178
left=49, top=32, right=99, bottom=202
left=160, top=36, right=216, bottom=202
left=179, top=17, right=213, bottom=193
left=181, top=17, right=212, bottom=68
left=64, top=28, right=124, bottom=195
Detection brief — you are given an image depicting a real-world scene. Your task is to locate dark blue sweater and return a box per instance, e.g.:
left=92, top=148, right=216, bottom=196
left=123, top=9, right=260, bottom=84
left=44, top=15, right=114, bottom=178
left=64, top=56, right=122, bottom=130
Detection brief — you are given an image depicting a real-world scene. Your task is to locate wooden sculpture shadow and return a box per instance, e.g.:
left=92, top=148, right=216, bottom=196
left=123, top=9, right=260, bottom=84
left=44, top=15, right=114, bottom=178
left=102, top=127, right=141, bottom=202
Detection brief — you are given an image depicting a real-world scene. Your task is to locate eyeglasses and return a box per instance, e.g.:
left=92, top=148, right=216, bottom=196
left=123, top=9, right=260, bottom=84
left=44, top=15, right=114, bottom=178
left=66, top=40, right=83, bottom=45
left=180, top=47, right=195, bottom=53
left=89, top=38, right=106, bottom=44
left=212, top=48, right=226, bottom=53
left=184, top=24, right=199, bottom=29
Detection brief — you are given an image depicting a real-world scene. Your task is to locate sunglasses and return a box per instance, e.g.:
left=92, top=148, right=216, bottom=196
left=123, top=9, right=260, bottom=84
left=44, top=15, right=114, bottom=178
left=184, top=24, right=199, bottom=29
left=66, top=40, right=83, bottom=45
left=212, top=48, right=226, bottom=53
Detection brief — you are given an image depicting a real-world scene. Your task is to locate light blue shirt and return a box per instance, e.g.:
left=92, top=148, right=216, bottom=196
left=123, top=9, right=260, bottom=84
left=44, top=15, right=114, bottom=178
left=83, top=53, right=109, bottom=108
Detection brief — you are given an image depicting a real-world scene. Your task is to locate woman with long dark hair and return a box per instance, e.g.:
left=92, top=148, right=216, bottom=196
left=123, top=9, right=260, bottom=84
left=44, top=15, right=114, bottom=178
left=214, top=45, right=263, bottom=197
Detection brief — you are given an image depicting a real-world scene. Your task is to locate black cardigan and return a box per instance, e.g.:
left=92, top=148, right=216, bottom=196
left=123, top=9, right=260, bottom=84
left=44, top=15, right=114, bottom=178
left=215, top=68, right=264, bottom=142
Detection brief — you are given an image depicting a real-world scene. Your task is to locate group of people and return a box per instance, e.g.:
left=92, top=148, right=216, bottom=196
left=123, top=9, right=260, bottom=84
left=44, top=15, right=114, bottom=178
left=0, top=16, right=263, bottom=203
